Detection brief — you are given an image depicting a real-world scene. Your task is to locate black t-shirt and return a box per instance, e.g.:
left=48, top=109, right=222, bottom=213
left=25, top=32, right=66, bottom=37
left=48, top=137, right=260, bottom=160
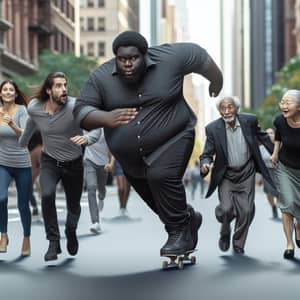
left=274, top=114, right=300, bottom=169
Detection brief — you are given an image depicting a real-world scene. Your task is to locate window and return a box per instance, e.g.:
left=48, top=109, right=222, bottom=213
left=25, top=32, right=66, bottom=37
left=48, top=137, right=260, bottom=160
left=66, top=1, right=70, bottom=18
left=97, top=17, right=105, bottom=31
left=61, top=32, right=65, bottom=53
left=80, top=0, right=86, bottom=8
left=54, top=28, right=59, bottom=51
left=80, top=17, right=84, bottom=31
left=87, top=0, right=94, bottom=7
left=87, top=17, right=94, bottom=31
left=98, top=0, right=105, bottom=7
left=98, top=42, right=105, bottom=57
left=87, top=42, right=95, bottom=57
left=80, top=45, right=84, bottom=56
left=60, top=0, right=64, bottom=11
left=71, top=5, right=75, bottom=22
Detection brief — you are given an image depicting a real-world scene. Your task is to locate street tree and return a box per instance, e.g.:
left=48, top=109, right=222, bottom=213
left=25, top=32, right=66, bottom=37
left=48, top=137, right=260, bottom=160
left=13, top=50, right=98, bottom=98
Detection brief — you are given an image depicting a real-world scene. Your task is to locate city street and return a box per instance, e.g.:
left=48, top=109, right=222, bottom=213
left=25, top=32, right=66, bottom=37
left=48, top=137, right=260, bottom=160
left=1, top=184, right=299, bottom=300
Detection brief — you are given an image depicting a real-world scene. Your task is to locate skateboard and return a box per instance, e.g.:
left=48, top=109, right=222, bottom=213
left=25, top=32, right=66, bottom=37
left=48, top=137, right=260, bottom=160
left=161, top=250, right=197, bottom=270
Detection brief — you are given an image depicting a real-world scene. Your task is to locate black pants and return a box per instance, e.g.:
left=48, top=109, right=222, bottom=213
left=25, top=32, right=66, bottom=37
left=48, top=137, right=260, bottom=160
left=40, top=152, right=83, bottom=240
left=124, top=131, right=194, bottom=230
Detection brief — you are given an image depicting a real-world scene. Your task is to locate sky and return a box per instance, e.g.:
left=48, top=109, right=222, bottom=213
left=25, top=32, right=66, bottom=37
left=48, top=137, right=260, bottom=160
left=186, top=0, right=221, bottom=60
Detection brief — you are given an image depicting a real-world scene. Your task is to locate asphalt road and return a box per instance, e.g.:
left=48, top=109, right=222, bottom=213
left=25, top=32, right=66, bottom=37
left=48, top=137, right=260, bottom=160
left=1, top=184, right=299, bottom=300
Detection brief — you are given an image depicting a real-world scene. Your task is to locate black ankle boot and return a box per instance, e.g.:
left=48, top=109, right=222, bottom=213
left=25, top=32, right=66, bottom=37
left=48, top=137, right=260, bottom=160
left=187, top=206, right=203, bottom=249
left=44, top=240, right=62, bottom=261
left=160, top=228, right=189, bottom=256
left=65, top=228, right=78, bottom=256
left=160, top=208, right=202, bottom=256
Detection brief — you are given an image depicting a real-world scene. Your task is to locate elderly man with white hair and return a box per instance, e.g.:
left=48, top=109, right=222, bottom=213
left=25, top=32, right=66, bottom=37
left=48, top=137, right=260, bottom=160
left=200, top=96, right=277, bottom=254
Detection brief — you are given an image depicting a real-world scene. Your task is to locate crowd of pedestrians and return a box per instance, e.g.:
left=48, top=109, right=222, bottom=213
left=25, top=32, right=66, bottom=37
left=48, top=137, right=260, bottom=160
left=1, top=30, right=300, bottom=265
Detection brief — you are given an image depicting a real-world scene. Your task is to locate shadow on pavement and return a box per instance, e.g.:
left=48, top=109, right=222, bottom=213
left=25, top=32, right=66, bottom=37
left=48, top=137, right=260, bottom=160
left=45, top=257, right=75, bottom=270
left=209, top=254, right=282, bottom=279
left=102, top=216, right=142, bottom=224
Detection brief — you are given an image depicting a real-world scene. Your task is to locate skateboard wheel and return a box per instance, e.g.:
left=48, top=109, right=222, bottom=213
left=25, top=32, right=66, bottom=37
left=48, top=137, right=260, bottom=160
left=162, top=261, right=168, bottom=269
left=178, top=257, right=184, bottom=270
left=191, top=256, right=196, bottom=264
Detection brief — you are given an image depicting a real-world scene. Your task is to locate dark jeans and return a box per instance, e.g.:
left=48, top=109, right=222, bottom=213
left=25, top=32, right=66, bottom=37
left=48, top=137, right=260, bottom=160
left=40, top=152, right=83, bottom=240
left=124, top=131, right=195, bottom=231
left=0, top=165, right=32, bottom=237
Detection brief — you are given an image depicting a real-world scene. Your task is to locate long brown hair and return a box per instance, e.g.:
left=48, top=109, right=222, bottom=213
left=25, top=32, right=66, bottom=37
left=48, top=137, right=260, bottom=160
left=0, top=80, right=28, bottom=106
left=30, top=72, right=67, bottom=102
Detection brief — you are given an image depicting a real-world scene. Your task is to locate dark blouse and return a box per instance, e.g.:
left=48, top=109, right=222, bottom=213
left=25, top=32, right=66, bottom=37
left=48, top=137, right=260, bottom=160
left=274, top=114, right=300, bottom=169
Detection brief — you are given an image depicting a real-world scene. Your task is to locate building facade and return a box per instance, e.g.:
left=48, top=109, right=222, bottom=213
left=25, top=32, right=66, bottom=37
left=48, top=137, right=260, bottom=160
left=79, top=0, right=139, bottom=63
left=220, top=0, right=296, bottom=109
left=51, top=0, right=76, bottom=54
left=0, top=0, right=77, bottom=80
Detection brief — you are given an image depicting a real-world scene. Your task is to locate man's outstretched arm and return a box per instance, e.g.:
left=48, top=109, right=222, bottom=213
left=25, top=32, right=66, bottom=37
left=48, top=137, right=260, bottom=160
left=79, top=108, right=138, bottom=130
left=201, top=57, right=223, bottom=97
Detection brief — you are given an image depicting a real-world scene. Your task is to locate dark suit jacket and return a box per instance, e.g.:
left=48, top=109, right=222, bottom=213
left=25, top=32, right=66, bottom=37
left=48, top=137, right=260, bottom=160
left=200, top=113, right=277, bottom=198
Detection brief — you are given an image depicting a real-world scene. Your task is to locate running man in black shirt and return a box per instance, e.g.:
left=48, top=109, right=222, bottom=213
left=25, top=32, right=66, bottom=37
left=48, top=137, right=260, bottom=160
left=74, top=31, right=223, bottom=256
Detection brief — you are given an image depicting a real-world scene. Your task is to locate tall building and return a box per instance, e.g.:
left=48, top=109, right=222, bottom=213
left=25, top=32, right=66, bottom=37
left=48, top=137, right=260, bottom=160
left=0, top=0, right=12, bottom=81
left=249, top=0, right=285, bottom=107
left=1, top=0, right=39, bottom=78
left=79, top=0, right=139, bottom=63
left=51, top=0, right=77, bottom=54
left=0, top=0, right=78, bottom=79
left=220, top=0, right=294, bottom=109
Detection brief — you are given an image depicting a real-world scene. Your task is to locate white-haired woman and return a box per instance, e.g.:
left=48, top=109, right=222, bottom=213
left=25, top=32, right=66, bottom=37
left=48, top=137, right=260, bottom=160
left=271, top=89, right=300, bottom=259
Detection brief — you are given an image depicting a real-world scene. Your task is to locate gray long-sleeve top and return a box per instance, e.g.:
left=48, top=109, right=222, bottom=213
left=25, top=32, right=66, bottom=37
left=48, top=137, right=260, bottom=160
left=19, top=97, right=100, bottom=162
left=83, top=128, right=109, bottom=166
left=0, top=105, right=31, bottom=168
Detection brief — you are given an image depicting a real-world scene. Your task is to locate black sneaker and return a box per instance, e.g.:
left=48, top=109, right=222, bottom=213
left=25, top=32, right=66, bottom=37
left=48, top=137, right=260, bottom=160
left=188, top=207, right=202, bottom=249
left=160, top=207, right=202, bottom=256
left=44, top=240, right=62, bottom=261
left=65, top=228, right=78, bottom=256
left=218, top=235, right=230, bottom=251
left=160, top=228, right=191, bottom=256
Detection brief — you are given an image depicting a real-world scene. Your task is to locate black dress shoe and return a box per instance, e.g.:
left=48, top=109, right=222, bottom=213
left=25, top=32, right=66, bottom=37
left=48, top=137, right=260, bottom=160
left=219, top=235, right=230, bottom=252
left=283, top=249, right=294, bottom=259
left=44, top=240, right=62, bottom=261
left=233, top=246, right=244, bottom=254
left=294, top=224, right=300, bottom=248
left=65, top=228, right=78, bottom=256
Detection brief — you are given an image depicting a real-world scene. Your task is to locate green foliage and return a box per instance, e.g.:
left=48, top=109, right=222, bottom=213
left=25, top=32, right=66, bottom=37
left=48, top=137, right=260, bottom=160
left=241, top=106, right=279, bottom=130
left=257, top=54, right=300, bottom=129
left=13, top=50, right=98, bottom=98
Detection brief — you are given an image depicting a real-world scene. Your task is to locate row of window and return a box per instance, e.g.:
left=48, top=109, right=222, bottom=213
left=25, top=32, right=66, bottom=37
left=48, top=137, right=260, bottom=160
left=54, top=28, right=75, bottom=53
left=80, top=0, right=105, bottom=8
left=53, top=0, right=75, bottom=22
left=81, top=41, right=106, bottom=57
left=80, top=17, right=105, bottom=31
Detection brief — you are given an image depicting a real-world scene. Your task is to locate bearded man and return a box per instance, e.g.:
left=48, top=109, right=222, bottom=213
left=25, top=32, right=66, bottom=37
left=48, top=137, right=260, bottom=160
left=20, top=72, right=134, bottom=261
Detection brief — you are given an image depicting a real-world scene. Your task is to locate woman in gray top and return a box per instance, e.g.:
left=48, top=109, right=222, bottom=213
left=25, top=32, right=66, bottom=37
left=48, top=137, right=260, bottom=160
left=0, top=80, right=32, bottom=257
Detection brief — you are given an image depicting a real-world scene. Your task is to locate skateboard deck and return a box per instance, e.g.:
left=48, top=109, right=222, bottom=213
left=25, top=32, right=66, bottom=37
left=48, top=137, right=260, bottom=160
left=161, top=249, right=197, bottom=270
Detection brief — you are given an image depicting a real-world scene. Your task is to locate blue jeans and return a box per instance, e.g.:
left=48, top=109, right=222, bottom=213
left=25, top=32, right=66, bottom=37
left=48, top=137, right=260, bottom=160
left=0, top=165, right=32, bottom=237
